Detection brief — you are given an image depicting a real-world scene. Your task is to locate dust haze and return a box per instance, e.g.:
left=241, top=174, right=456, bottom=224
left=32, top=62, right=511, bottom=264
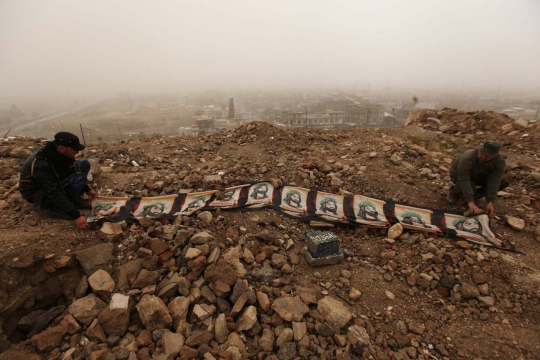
left=1, top=1, right=539, bottom=100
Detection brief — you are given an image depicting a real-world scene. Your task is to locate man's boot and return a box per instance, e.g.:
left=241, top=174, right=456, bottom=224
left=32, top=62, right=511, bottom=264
left=446, top=186, right=460, bottom=205
left=71, top=198, right=91, bottom=210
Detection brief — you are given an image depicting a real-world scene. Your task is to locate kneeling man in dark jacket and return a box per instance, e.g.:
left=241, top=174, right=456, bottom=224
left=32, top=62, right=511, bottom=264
left=19, top=132, right=98, bottom=229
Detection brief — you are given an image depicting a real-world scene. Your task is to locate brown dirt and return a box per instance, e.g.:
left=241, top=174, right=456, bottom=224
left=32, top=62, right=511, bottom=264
left=0, top=118, right=539, bottom=358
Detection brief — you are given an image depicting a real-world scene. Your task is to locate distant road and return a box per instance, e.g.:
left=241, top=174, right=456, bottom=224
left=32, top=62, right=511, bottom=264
left=6, top=102, right=96, bottom=136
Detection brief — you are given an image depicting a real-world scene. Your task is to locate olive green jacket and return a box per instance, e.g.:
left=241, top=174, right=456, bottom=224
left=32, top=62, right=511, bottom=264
left=450, top=149, right=506, bottom=203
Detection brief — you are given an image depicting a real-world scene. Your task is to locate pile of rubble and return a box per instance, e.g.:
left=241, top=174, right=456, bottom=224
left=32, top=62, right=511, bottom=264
left=0, top=118, right=539, bottom=359
left=406, top=108, right=540, bottom=147
left=2, top=202, right=539, bottom=360
left=2, top=213, right=370, bottom=360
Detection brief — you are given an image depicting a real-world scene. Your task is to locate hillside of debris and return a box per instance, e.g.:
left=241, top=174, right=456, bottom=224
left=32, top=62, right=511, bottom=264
left=407, top=108, right=540, bottom=148
left=0, top=118, right=539, bottom=360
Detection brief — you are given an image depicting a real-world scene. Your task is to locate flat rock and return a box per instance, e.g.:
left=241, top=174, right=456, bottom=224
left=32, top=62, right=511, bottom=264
left=193, top=303, right=216, bottom=321
left=215, top=313, right=229, bottom=344
left=163, top=332, right=185, bottom=357
left=156, top=272, right=184, bottom=298
left=317, top=296, right=353, bottom=331
left=185, top=247, right=202, bottom=260
left=136, top=295, right=172, bottom=332
left=276, top=328, right=294, bottom=347
left=75, top=243, right=114, bottom=275
left=230, top=279, right=249, bottom=304
left=292, top=321, right=307, bottom=341
left=296, top=286, right=318, bottom=305
left=260, top=328, right=275, bottom=352
left=347, top=325, right=370, bottom=347
left=236, top=305, right=257, bottom=332
left=68, top=294, right=107, bottom=326
left=271, top=297, right=309, bottom=322
left=277, top=341, right=297, bottom=360
left=114, top=259, right=142, bottom=290
left=478, top=296, right=495, bottom=306
left=197, top=211, right=213, bottom=226
left=204, top=260, right=238, bottom=286
left=31, top=325, right=66, bottom=352
left=10, top=251, right=35, bottom=268
left=191, top=231, right=215, bottom=245
left=150, top=238, right=169, bottom=255
left=251, top=262, right=277, bottom=283
left=88, top=269, right=115, bottom=295
left=86, top=318, right=106, bottom=342
left=100, top=222, right=123, bottom=236
left=223, top=246, right=247, bottom=277
left=187, top=256, right=207, bottom=277
left=513, top=118, right=529, bottom=129
left=506, top=216, right=525, bottom=231
left=185, top=330, right=214, bottom=347
left=387, top=223, right=403, bottom=240
left=168, top=296, right=190, bottom=328
left=349, top=288, right=362, bottom=300
left=460, top=283, right=480, bottom=299
left=17, top=305, right=65, bottom=336
left=131, top=269, right=160, bottom=289
left=408, top=321, right=425, bottom=335
left=230, top=292, right=248, bottom=318
left=256, top=291, right=271, bottom=311
left=226, top=332, right=246, bottom=353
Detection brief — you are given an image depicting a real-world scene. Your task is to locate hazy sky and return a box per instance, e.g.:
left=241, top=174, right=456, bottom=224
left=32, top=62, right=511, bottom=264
left=1, top=0, right=539, bottom=100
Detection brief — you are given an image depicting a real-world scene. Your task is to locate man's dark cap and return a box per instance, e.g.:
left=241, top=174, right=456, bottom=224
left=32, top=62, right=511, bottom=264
left=480, top=141, right=501, bottom=157
left=54, top=132, right=85, bottom=151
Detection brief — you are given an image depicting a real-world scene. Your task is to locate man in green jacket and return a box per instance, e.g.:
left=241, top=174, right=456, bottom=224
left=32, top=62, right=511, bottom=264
left=447, top=141, right=509, bottom=216
left=19, top=132, right=98, bottom=229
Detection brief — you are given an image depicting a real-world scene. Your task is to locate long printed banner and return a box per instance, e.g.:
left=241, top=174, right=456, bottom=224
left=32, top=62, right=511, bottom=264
left=88, top=182, right=515, bottom=252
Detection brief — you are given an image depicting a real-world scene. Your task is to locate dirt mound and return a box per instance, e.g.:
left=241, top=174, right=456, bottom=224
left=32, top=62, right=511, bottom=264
left=406, top=108, right=513, bottom=134
left=407, top=108, right=540, bottom=155
left=0, top=123, right=539, bottom=359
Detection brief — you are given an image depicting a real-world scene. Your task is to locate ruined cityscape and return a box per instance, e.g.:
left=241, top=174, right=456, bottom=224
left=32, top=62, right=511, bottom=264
left=2, top=88, right=539, bottom=142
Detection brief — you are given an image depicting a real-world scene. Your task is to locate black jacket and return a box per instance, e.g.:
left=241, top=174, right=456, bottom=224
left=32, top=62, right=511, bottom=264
left=19, top=142, right=88, bottom=219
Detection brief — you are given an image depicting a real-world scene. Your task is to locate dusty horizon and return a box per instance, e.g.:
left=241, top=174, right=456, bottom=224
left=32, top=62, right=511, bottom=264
left=1, top=0, right=540, bottom=104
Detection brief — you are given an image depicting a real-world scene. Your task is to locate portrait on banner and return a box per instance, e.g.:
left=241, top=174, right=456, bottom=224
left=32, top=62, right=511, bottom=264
left=279, top=186, right=309, bottom=217
left=353, top=195, right=388, bottom=227
left=246, top=182, right=274, bottom=208
left=88, top=196, right=129, bottom=222
left=133, top=194, right=178, bottom=219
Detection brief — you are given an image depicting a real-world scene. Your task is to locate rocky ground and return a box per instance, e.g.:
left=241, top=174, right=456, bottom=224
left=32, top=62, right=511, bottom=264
left=0, top=112, right=539, bottom=360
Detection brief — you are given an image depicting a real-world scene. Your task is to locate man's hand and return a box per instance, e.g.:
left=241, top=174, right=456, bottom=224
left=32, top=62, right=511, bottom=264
left=74, top=216, right=89, bottom=229
left=86, top=190, right=99, bottom=199
left=467, top=201, right=482, bottom=215
left=485, top=202, right=495, bottom=217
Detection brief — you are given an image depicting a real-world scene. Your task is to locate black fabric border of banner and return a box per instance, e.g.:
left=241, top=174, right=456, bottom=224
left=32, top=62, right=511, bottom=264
left=89, top=181, right=517, bottom=252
